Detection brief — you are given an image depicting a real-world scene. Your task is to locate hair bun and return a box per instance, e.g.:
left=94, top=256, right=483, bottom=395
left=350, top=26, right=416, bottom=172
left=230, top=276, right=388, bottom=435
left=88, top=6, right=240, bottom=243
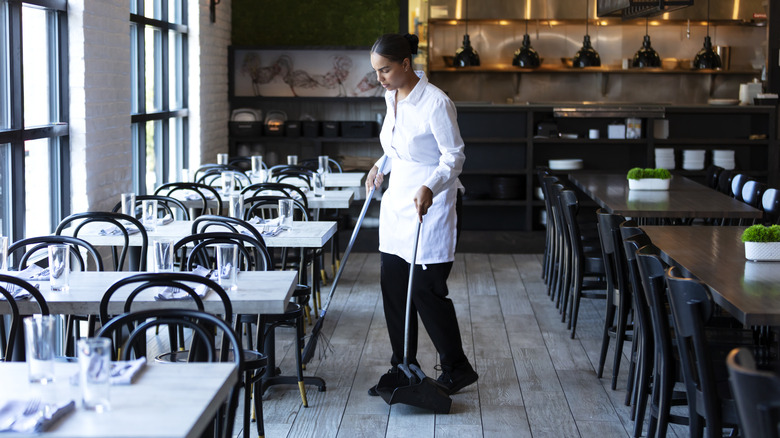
left=404, top=34, right=420, bottom=55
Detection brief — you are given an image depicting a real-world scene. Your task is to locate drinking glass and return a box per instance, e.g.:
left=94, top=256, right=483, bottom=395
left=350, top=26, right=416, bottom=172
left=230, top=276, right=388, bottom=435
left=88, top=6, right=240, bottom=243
left=180, top=168, right=190, bottom=182
left=229, top=193, right=244, bottom=219
left=313, top=173, right=325, bottom=197
left=251, top=155, right=264, bottom=176
left=48, top=244, right=69, bottom=293
left=222, top=171, right=235, bottom=194
left=215, top=244, right=238, bottom=291
left=217, top=153, right=229, bottom=165
left=24, top=315, right=56, bottom=383
left=153, top=239, right=175, bottom=273
left=287, top=155, right=298, bottom=166
left=120, top=193, right=136, bottom=218
left=318, top=155, right=330, bottom=174
left=278, top=199, right=294, bottom=230
left=142, top=199, right=158, bottom=232
left=0, top=235, right=7, bottom=272
left=78, top=338, right=112, bottom=412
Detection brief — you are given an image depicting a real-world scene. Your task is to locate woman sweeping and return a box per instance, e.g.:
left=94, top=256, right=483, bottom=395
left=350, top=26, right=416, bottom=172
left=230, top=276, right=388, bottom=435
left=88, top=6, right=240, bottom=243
left=366, top=33, right=478, bottom=397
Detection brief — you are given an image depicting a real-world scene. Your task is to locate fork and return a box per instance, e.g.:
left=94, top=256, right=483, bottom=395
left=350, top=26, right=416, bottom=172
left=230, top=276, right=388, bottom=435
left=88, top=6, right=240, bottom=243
left=6, top=399, right=42, bottom=432
left=21, top=399, right=40, bottom=417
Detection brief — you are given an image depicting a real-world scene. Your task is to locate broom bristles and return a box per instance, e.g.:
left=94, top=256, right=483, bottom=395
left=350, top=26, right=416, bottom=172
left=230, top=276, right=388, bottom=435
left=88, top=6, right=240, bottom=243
left=302, top=317, right=325, bottom=365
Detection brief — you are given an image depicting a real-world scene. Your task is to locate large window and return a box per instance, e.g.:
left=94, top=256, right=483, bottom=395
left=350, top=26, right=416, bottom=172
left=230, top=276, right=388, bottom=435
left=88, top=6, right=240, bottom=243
left=130, top=0, right=188, bottom=194
left=0, top=0, right=69, bottom=241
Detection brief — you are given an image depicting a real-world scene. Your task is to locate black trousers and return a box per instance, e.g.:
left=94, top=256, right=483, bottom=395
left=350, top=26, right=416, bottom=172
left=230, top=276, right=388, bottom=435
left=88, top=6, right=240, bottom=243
left=380, top=252, right=468, bottom=371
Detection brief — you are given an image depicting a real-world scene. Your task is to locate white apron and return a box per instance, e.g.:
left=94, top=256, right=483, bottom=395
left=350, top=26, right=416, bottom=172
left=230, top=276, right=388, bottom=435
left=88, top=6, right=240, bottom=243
left=378, top=158, right=458, bottom=265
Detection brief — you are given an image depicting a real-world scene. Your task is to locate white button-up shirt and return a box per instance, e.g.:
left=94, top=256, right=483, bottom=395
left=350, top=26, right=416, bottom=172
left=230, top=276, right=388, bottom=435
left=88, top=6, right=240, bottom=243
left=375, top=71, right=466, bottom=264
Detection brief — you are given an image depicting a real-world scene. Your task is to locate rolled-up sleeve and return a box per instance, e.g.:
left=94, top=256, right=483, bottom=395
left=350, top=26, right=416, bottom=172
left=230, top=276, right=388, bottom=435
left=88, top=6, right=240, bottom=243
left=424, top=98, right=465, bottom=196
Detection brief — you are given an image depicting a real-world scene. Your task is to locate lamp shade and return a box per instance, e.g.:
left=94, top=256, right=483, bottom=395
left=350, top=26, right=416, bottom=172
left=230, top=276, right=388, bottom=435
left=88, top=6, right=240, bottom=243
left=693, top=35, right=722, bottom=69
left=633, top=35, right=661, bottom=68
left=573, top=35, right=601, bottom=68
left=454, top=34, right=480, bottom=67
left=513, top=34, right=541, bottom=68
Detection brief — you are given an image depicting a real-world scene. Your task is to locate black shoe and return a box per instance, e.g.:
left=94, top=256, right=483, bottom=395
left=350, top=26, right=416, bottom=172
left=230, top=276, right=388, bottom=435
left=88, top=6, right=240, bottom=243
left=436, top=363, right=478, bottom=395
left=368, top=367, right=399, bottom=396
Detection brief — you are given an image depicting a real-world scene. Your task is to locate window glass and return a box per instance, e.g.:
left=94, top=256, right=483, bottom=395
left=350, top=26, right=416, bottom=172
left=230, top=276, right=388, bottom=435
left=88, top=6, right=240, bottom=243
left=24, top=138, right=52, bottom=236
left=0, top=143, right=9, bottom=237
left=168, top=0, right=182, bottom=24
left=22, top=5, right=51, bottom=126
left=144, top=119, right=160, bottom=194
left=145, top=26, right=161, bottom=112
left=145, top=0, right=161, bottom=20
left=169, top=30, right=182, bottom=110
left=168, top=117, right=182, bottom=181
left=0, top=3, right=9, bottom=130
left=130, top=23, right=140, bottom=114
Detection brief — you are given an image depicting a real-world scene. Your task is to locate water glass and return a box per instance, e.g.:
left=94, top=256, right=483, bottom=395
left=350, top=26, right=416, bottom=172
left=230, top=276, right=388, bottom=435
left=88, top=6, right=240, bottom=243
left=318, top=155, right=330, bottom=174
left=215, top=244, right=238, bottom=291
left=24, top=315, right=57, bottom=383
left=287, top=155, right=298, bottom=166
left=48, top=244, right=69, bottom=293
left=278, top=198, right=294, bottom=230
left=229, top=193, right=244, bottom=219
left=222, top=171, right=235, bottom=194
left=313, top=173, right=325, bottom=197
left=217, top=153, right=229, bottom=165
left=142, top=199, right=158, bottom=232
left=251, top=155, right=264, bottom=176
left=0, top=235, right=7, bottom=272
left=78, top=338, right=112, bottom=412
left=120, top=193, right=136, bottom=218
left=180, top=168, right=190, bottom=182
left=153, top=239, right=175, bottom=273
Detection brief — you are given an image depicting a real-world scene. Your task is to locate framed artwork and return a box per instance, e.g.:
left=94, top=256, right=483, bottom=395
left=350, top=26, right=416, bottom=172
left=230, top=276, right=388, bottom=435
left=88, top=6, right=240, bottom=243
left=231, top=47, right=383, bottom=98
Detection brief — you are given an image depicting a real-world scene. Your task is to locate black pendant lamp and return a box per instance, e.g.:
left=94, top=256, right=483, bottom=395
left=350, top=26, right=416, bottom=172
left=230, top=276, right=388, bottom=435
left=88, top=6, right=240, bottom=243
left=633, top=18, right=661, bottom=68
left=513, top=20, right=541, bottom=68
left=693, top=0, right=722, bottom=69
left=454, top=0, right=480, bottom=67
left=572, top=0, right=601, bottom=68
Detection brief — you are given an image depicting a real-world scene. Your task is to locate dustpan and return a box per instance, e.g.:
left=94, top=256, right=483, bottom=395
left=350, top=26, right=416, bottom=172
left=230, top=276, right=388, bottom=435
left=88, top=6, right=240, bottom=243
left=375, top=219, right=452, bottom=414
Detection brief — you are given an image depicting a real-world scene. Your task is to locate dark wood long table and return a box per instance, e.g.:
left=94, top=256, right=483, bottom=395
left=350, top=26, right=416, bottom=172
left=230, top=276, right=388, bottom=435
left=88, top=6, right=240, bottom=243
left=642, top=226, right=780, bottom=327
left=569, top=172, right=762, bottom=220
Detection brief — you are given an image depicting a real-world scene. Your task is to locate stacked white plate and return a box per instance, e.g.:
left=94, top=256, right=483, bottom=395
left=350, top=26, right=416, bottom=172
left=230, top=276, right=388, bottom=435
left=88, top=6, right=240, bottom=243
left=549, top=159, right=584, bottom=170
left=682, top=149, right=706, bottom=170
left=654, top=148, right=675, bottom=170
left=712, top=149, right=735, bottom=170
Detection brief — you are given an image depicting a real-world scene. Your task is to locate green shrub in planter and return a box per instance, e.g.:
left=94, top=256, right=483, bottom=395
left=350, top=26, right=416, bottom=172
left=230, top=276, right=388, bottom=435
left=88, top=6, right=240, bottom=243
left=741, top=224, right=780, bottom=242
left=626, top=168, right=672, bottom=180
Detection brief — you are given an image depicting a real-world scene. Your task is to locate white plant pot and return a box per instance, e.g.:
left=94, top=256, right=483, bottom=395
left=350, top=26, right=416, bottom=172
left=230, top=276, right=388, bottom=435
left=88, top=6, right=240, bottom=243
left=744, top=241, right=780, bottom=262
left=628, top=178, right=671, bottom=191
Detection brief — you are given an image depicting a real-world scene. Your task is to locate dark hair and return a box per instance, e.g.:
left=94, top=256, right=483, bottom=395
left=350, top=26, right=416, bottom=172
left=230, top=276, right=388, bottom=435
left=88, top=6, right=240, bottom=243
left=371, top=33, right=419, bottom=64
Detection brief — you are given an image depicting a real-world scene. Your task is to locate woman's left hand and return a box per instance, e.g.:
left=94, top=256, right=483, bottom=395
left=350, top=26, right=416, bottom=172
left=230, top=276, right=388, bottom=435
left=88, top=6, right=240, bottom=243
left=414, top=186, right=433, bottom=223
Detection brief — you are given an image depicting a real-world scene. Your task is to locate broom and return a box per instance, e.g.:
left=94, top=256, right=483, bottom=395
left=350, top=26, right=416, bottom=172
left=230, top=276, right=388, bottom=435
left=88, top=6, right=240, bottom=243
left=302, top=157, right=387, bottom=365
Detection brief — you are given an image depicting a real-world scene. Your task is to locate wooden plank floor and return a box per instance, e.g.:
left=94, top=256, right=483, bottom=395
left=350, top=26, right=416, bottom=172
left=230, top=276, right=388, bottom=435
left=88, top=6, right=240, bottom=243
left=231, top=253, right=689, bottom=438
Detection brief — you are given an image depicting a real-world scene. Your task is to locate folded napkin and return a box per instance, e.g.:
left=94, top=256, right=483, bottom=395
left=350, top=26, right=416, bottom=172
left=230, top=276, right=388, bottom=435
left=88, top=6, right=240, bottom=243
left=98, top=224, right=141, bottom=236
left=247, top=216, right=283, bottom=236
left=184, top=192, right=217, bottom=201
left=0, top=265, right=46, bottom=300
left=109, top=358, right=147, bottom=385
left=157, top=214, right=173, bottom=226
left=0, top=399, right=75, bottom=433
left=154, top=266, right=216, bottom=301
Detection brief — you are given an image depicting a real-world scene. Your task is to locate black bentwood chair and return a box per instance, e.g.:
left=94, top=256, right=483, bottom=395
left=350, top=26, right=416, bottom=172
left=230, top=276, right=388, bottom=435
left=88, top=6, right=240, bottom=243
left=96, top=308, right=245, bottom=438
left=0, top=275, right=50, bottom=362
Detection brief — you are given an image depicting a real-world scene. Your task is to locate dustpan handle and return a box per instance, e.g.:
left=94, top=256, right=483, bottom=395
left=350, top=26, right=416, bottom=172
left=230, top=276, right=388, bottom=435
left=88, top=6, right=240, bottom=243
left=402, top=219, right=423, bottom=366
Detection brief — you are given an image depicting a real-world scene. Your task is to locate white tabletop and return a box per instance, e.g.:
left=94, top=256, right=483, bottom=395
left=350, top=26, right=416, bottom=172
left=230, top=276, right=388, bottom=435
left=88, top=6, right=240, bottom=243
left=59, top=220, right=337, bottom=248
left=0, top=361, right=237, bottom=438
left=175, top=188, right=353, bottom=210
left=321, top=172, right=365, bottom=189
left=0, top=270, right=297, bottom=315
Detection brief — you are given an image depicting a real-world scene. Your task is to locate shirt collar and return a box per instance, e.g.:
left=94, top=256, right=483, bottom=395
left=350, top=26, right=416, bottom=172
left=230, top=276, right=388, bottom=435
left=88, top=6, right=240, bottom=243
left=386, top=70, right=428, bottom=107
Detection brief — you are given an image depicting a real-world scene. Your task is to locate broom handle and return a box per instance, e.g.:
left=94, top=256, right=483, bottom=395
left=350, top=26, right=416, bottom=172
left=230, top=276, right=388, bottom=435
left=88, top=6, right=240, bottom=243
left=402, top=219, right=423, bottom=366
left=319, top=156, right=387, bottom=316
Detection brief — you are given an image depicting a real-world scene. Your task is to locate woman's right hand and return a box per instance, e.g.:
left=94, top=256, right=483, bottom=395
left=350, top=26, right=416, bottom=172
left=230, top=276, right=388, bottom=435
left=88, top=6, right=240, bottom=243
left=365, top=165, right=384, bottom=197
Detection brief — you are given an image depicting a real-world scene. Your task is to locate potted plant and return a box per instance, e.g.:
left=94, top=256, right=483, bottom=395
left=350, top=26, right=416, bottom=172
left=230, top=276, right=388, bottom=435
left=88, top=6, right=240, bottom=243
left=626, top=167, right=672, bottom=190
left=742, top=224, right=780, bottom=261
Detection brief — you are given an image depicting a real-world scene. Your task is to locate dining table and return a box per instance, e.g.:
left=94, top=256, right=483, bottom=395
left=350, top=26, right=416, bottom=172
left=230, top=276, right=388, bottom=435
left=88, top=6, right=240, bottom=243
left=0, top=361, right=237, bottom=437
left=176, top=188, right=354, bottom=211
left=641, top=225, right=780, bottom=327
left=568, top=172, right=763, bottom=220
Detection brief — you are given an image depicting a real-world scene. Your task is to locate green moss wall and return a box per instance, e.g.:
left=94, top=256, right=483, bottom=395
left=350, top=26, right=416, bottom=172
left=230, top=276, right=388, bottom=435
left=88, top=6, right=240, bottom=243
left=232, top=0, right=400, bottom=46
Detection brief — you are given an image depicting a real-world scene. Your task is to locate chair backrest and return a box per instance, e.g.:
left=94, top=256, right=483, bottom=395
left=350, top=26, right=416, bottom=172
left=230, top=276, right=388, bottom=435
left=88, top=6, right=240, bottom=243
left=240, top=182, right=309, bottom=209
left=55, top=211, right=148, bottom=271
left=731, top=174, right=751, bottom=201
left=193, top=163, right=247, bottom=182
left=111, top=195, right=190, bottom=221
left=763, top=188, right=780, bottom=224
left=196, top=169, right=251, bottom=191
left=741, top=180, right=767, bottom=209
left=559, top=189, right=586, bottom=264
left=8, top=235, right=105, bottom=272
left=727, top=347, right=780, bottom=438
left=96, top=308, right=243, bottom=438
left=0, top=275, right=50, bottom=362
left=99, top=272, right=233, bottom=327
left=597, top=209, right=628, bottom=300
left=243, top=195, right=309, bottom=222
left=299, top=157, right=342, bottom=173
left=191, top=215, right=268, bottom=255
left=705, top=165, right=724, bottom=190
left=269, top=165, right=314, bottom=187
left=174, top=231, right=273, bottom=272
left=718, top=169, right=735, bottom=195
left=227, top=156, right=252, bottom=171
left=154, top=182, right=223, bottom=214
left=665, top=266, right=739, bottom=433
